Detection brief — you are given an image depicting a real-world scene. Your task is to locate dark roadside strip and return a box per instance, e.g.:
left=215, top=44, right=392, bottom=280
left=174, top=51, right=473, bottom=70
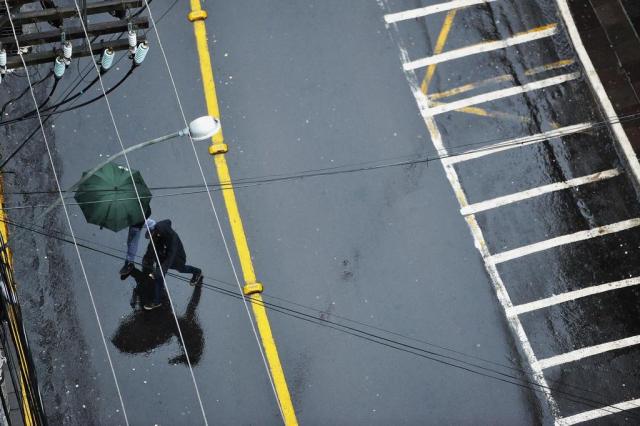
left=568, top=0, right=640, bottom=154
left=3, top=216, right=640, bottom=421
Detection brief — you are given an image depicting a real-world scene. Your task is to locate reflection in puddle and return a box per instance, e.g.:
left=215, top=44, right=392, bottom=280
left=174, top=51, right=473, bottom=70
left=111, top=267, right=204, bottom=365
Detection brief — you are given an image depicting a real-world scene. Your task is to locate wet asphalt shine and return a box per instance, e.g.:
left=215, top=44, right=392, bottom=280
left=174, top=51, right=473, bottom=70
left=1, top=0, right=640, bottom=424
left=384, top=0, right=640, bottom=424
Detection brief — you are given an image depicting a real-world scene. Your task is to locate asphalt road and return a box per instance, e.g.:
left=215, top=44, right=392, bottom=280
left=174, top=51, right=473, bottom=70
left=1, top=0, right=639, bottom=424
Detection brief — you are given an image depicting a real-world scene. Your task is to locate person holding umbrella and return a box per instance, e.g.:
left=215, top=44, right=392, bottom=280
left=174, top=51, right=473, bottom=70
left=72, top=163, right=155, bottom=277
left=142, top=219, right=203, bottom=311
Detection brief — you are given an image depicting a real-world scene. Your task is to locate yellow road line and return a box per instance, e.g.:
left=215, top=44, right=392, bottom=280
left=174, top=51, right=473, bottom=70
left=429, top=59, right=575, bottom=101
left=421, top=9, right=457, bottom=95
left=524, top=58, right=575, bottom=76
left=188, top=1, right=297, bottom=424
left=426, top=58, right=573, bottom=123
left=428, top=74, right=514, bottom=101
left=418, top=10, right=513, bottom=121
left=420, top=13, right=553, bottom=123
left=428, top=102, right=534, bottom=123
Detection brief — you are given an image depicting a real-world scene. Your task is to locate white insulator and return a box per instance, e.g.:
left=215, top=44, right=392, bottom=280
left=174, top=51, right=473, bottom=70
left=128, top=30, right=137, bottom=49
left=0, top=49, right=6, bottom=68
left=63, top=42, right=72, bottom=60
left=133, top=41, right=149, bottom=65
left=101, top=48, right=115, bottom=70
left=54, top=56, right=66, bottom=78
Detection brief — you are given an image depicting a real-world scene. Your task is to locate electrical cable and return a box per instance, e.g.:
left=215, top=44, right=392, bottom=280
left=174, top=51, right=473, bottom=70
left=0, top=0, right=179, bottom=170
left=1, top=2, right=130, bottom=424
left=2, top=214, right=639, bottom=421
left=68, top=1, right=208, bottom=423
left=142, top=0, right=286, bottom=420
left=3, top=108, right=640, bottom=200
left=0, top=74, right=99, bottom=170
left=2, top=0, right=637, bottom=418
left=0, top=68, right=133, bottom=126
left=1, top=112, right=640, bottom=212
left=141, top=3, right=640, bottom=421
left=3, top=213, right=638, bottom=413
left=0, top=70, right=53, bottom=118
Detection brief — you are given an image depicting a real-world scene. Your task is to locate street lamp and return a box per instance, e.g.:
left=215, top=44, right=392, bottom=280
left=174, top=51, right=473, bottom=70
left=39, top=115, right=221, bottom=218
left=187, top=115, right=220, bottom=141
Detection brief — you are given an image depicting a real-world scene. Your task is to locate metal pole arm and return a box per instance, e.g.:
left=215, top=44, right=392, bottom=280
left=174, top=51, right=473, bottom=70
left=38, top=128, right=187, bottom=219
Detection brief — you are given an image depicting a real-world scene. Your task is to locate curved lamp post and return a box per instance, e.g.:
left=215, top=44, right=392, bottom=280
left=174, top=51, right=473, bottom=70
left=39, top=115, right=221, bottom=219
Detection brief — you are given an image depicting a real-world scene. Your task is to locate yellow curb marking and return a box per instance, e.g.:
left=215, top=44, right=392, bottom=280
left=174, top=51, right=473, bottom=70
left=188, top=1, right=298, bottom=424
left=0, top=174, right=36, bottom=425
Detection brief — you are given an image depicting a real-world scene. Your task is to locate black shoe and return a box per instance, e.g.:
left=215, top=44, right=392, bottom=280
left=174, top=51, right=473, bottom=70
left=143, top=302, right=162, bottom=311
left=119, top=261, right=134, bottom=277
left=190, top=271, right=203, bottom=286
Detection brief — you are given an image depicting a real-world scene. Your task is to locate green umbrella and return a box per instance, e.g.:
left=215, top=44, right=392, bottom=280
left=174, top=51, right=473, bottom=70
left=74, top=163, right=152, bottom=232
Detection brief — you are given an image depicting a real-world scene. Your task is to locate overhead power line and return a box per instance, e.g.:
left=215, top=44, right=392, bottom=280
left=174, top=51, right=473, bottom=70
left=1, top=214, right=640, bottom=421
left=0, top=0, right=176, bottom=171
left=2, top=111, right=640, bottom=212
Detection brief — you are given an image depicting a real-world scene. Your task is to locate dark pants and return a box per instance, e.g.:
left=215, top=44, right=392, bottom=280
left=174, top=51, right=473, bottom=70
left=153, top=262, right=201, bottom=304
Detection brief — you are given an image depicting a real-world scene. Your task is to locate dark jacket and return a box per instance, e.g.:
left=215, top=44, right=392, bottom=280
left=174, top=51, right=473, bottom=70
left=143, top=220, right=187, bottom=276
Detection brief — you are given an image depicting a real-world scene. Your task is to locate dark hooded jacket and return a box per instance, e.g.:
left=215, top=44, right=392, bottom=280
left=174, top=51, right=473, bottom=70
left=143, top=219, right=187, bottom=276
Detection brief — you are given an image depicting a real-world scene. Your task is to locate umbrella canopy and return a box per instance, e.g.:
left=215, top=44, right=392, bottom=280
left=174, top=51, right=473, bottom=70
left=74, top=163, right=152, bottom=232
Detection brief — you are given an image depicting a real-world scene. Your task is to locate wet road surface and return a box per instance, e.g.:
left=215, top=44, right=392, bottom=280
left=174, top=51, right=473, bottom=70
left=1, top=0, right=639, bottom=424
left=383, top=0, right=640, bottom=424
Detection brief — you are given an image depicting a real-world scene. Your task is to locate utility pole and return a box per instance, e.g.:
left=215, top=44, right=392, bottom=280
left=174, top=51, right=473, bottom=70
left=0, top=0, right=148, bottom=76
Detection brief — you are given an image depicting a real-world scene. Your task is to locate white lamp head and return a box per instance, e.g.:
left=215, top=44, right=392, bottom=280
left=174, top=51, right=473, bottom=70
left=188, top=115, right=221, bottom=141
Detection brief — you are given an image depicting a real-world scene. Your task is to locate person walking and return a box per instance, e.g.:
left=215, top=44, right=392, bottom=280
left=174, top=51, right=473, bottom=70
left=119, top=207, right=154, bottom=278
left=142, top=219, right=203, bottom=310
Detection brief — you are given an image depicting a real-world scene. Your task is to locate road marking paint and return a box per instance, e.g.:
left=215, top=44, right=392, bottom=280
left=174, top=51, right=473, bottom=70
left=421, top=9, right=457, bottom=95
left=384, top=0, right=497, bottom=23
left=387, top=27, right=560, bottom=420
left=421, top=96, right=558, bottom=417
left=537, top=335, right=640, bottom=370
left=444, top=122, right=594, bottom=164
left=554, top=0, right=640, bottom=192
left=433, top=102, right=534, bottom=123
left=508, top=276, right=640, bottom=316
left=556, top=397, right=640, bottom=425
left=524, top=58, right=575, bottom=76
left=404, top=24, right=557, bottom=70
left=460, top=169, right=620, bottom=215
left=424, top=72, right=580, bottom=116
left=429, top=74, right=514, bottom=100
left=418, top=11, right=532, bottom=124
left=385, top=0, right=558, bottom=417
left=491, top=218, right=640, bottom=264
left=428, top=58, right=575, bottom=101
left=189, top=1, right=297, bottom=424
